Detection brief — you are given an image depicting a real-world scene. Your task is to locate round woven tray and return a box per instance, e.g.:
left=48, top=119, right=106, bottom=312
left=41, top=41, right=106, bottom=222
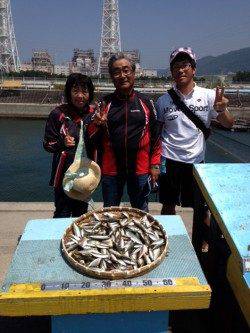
left=61, top=207, right=168, bottom=279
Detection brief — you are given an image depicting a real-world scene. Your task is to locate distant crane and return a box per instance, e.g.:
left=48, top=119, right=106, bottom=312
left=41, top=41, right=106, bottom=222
left=97, top=0, right=121, bottom=76
left=0, top=0, right=20, bottom=72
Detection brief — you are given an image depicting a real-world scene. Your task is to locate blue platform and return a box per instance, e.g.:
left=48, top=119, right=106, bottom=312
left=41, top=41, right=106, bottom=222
left=194, top=163, right=250, bottom=325
left=0, top=215, right=210, bottom=333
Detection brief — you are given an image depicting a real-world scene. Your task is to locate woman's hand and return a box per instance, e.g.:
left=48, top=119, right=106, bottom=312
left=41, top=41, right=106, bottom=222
left=64, top=134, right=75, bottom=147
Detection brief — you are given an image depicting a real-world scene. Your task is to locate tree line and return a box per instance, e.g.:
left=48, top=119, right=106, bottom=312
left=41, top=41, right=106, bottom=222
left=233, top=71, right=250, bottom=83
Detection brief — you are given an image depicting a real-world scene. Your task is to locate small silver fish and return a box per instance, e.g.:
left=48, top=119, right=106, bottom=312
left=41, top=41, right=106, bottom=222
left=103, top=212, right=116, bottom=219
left=138, top=245, right=148, bottom=259
left=143, top=254, right=151, bottom=265
left=88, top=257, right=102, bottom=268
left=152, top=238, right=165, bottom=249
left=121, top=212, right=129, bottom=219
left=149, top=248, right=155, bottom=261
left=73, top=223, right=81, bottom=238
left=125, top=230, right=142, bottom=245
left=65, top=210, right=167, bottom=274
left=66, top=243, right=78, bottom=252
left=89, top=235, right=110, bottom=240
left=91, top=251, right=110, bottom=259
left=92, top=213, right=100, bottom=221
left=153, top=247, right=161, bottom=259
left=100, top=259, right=107, bottom=270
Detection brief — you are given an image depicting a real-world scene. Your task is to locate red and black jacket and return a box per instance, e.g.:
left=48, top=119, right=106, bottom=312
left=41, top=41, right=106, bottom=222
left=90, top=90, right=161, bottom=175
left=43, top=104, right=95, bottom=188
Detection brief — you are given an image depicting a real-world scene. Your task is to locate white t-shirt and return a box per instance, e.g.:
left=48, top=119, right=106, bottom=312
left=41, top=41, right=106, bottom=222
left=156, top=84, right=218, bottom=164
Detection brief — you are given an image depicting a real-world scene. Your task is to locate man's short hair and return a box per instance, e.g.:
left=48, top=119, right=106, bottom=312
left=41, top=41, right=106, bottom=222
left=64, top=73, right=94, bottom=105
left=108, top=52, right=136, bottom=75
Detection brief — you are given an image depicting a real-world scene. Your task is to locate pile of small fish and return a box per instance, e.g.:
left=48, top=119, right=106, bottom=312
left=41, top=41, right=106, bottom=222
left=63, top=210, right=167, bottom=276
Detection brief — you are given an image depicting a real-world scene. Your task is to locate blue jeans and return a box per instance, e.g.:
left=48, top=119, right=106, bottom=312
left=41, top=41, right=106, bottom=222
left=102, top=174, right=149, bottom=212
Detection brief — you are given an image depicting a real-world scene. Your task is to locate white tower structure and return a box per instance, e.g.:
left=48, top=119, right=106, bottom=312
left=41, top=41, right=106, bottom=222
left=0, top=0, right=20, bottom=72
left=98, top=0, right=121, bottom=76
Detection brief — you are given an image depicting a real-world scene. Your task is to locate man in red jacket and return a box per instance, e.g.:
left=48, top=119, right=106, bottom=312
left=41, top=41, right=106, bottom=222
left=92, top=53, right=161, bottom=212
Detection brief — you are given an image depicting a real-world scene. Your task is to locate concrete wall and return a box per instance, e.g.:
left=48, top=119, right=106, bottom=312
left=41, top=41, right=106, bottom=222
left=0, top=103, right=56, bottom=118
left=230, top=107, right=250, bottom=121
left=0, top=103, right=249, bottom=121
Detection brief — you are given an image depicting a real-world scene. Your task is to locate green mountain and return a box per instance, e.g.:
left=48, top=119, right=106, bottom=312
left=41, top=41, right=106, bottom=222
left=196, top=47, right=250, bottom=75
left=158, top=47, right=250, bottom=76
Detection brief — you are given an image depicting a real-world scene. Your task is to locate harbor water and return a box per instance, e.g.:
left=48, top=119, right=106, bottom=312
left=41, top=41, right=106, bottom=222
left=0, top=118, right=249, bottom=202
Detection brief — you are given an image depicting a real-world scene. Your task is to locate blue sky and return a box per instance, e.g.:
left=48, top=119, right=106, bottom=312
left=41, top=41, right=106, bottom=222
left=12, top=0, right=250, bottom=69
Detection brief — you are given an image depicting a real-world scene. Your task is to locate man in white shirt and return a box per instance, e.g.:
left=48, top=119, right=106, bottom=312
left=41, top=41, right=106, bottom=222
left=156, top=47, right=234, bottom=215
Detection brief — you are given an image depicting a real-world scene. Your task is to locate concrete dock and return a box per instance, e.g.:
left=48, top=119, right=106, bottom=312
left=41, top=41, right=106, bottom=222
left=0, top=202, right=193, bottom=285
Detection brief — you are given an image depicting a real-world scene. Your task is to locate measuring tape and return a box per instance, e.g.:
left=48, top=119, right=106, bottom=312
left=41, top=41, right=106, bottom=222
left=243, top=257, right=250, bottom=272
left=41, top=278, right=175, bottom=291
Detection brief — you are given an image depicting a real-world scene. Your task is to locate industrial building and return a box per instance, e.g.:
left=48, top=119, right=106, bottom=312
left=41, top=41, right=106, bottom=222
left=31, top=50, right=53, bottom=74
left=71, top=48, right=96, bottom=75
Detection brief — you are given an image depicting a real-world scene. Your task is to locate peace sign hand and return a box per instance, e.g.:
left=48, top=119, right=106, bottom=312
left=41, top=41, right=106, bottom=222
left=92, top=101, right=107, bottom=126
left=213, top=86, right=229, bottom=112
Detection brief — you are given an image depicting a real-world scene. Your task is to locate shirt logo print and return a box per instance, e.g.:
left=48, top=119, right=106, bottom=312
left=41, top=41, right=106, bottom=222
left=167, top=115, right=178, bottom=121
left=189, top=105, right=209, bottom=112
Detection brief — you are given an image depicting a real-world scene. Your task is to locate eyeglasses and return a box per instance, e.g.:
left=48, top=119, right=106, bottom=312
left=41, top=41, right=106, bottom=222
left=112, top=67, right=133, bottom=78
left=172, top=62, right=192, bottom=71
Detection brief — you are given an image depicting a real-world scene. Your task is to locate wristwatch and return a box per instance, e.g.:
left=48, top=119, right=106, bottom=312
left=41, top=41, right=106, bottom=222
left=151, top=165, right=160, bottom=170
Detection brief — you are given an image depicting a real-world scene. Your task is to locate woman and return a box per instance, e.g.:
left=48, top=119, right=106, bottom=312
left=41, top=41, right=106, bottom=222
left=43, top=73, right=95, bottom=217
